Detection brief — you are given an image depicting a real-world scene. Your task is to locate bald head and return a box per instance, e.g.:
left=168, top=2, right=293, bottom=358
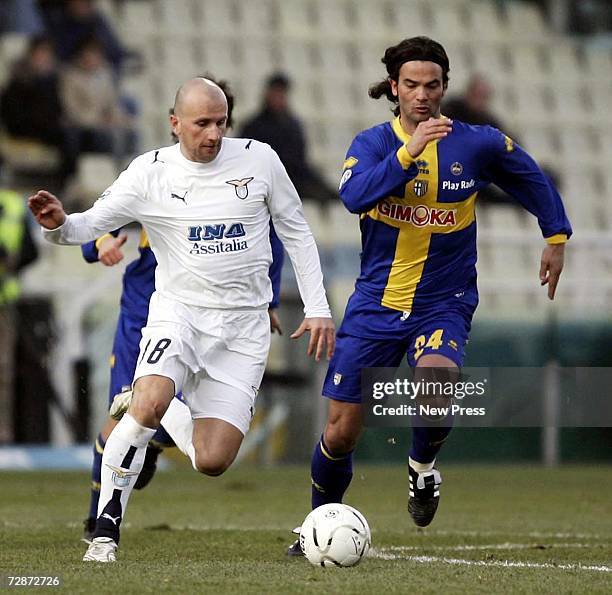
left=171, top=77, right=228, bottom=163
left=173, top=77, right=227, bottom=118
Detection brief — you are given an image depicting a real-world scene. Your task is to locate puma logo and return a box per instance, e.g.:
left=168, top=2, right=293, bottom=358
left=102, top=513, right=121, bottom=526
left=171, top=191, right=188, bottom=204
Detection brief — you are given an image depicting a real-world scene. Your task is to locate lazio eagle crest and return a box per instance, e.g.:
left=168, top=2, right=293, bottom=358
left=226, top=177, right=254, bottom=199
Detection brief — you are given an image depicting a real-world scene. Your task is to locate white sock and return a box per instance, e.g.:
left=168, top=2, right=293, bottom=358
left=95, top=414, right=156, bottom=541
left=409, top=457, right=435, bottom=472
left=160, top=398, right=197, bottom=469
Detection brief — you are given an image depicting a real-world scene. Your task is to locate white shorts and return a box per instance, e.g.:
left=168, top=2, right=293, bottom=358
left=133, top=292, right=271, bottom=435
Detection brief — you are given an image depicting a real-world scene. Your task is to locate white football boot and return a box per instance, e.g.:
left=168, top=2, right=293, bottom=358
left=83, top=537, right=118, bottom=562
left=109, top=389, right=133, bottom=420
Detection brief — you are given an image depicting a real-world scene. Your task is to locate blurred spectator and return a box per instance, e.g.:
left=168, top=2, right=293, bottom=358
left=443, top=74, right=516, bottom=207
left=39, top=0, right=128, bottom=75
left=0, top=0, right=44, bottom=35
left=0, top=35, right=76, bottom=182
left=568, top=0, right=612, bottom=35
left=60, top=36, right=135, bottom=161
left=443, top=74, right=504, bottom=130
left=239, top=73, right=337, bottom=207
left=0, top=177, right=39, bottom=443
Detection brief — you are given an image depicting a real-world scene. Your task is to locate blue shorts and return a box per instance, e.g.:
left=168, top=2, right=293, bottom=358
left=322, top=295, right=476, bottom=403
left=109, top=309, right=146, bottom=404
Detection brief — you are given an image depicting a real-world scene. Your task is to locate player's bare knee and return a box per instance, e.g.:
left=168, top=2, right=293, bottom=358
left=324, top=402, right=362, bottom=454
left=193, top=452, right=232, bottom=476
left=324, top=418, right=361, bottom=454
left=130, top=376, right=174, bottom=426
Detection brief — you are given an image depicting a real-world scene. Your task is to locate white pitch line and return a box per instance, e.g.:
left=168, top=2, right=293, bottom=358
left=384, top=542, right=600, bottom=552
left=420, top=530, right=608, bottom=540
left=370, top=551, right=612, bottom=573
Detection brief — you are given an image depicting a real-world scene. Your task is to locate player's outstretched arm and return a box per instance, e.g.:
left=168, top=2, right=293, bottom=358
left=290, top=317, right=336, bottom=361
left=28, top=190, right=66, bottom=230
left=539, top=243, right=565, bottom=300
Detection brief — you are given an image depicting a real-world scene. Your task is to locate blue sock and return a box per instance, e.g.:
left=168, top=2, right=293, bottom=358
left=311, top=437, right=353, bottom=509
left=409, top=425, right=452, bottom=464
left=87, top=433, right=105, bottom=520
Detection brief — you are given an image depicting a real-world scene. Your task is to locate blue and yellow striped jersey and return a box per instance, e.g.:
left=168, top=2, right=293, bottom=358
left=339, top=116, right=571, bottom=316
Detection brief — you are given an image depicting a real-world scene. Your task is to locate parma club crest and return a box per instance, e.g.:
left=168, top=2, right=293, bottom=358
left=413, top=179, right=428, bottom=198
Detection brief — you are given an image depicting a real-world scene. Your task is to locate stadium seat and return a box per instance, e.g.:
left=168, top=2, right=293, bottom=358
left=278, top=0, right=317, bottom=40
left=589, top=81, right=612, bottom=119
left=427, top=2, right=470, bottom=44
left=352, top=0, right=394, bottom=42
left=510, top=45, right=548, bottom=83
left=329, top=201, right=361, bottom=246
left=277, top=38, right=318, bottom=81
left=547, top=42, right=582, bottom=84
left=118, top=1, right=158, bottom=41
left=389, top=0, right=428, bottom=39
left=583, top=44, right=612, bottom=81
left=466, top=1, right=506, bottom=44
left=354, top=41, right=392, bottom=93
left=313, top=0, right=355, bottom=42
left=504, top=1, right=549, bottom=42
left=74, top=155, right=119, bottom=200
left=0, top=133, right=60, bottom=174
left=316, top=41, right=357, bottom=82
left=156, top=0, right=199, bottom=35
left=558, top=125, right=600, bottom=166
left=561, top=165, right=602, bottom=230
left=470, top=42, right=510, bottom=87
left=161, top=40, right=202, bottom=80
left=239, top=0, right=278, bottom=39
left=301, top=202, right=328, bottom=246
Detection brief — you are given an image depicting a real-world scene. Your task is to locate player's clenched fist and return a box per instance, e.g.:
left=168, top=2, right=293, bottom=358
left=28, top=190, right=67, bottom=230
left=406, top=117, right=452, bottom=159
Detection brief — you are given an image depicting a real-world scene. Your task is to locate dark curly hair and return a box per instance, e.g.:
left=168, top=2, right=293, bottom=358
left=369, top=37, right=450, bottom=116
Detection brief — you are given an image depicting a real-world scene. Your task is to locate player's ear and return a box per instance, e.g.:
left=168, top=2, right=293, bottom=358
left=389, top=78, right=398, bottom=97
left=170, top=113, right=180, bottom=136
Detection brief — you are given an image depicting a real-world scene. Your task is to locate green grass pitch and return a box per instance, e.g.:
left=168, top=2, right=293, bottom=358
left=1, top=465, right=611, bottom=593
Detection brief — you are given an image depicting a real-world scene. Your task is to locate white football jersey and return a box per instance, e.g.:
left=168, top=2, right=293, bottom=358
left=44, top=139, right=331, bottom=317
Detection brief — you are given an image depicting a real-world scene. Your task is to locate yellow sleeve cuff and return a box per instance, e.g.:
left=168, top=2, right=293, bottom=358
left=396, top=145, right=416, bottom=170
left=545, top=234, right=568, bottom=245
left=95, top=233, right=114, bottom=250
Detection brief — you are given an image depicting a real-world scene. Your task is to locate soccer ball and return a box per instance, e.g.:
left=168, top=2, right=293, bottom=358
left=299, top=503, right=371, bottom=567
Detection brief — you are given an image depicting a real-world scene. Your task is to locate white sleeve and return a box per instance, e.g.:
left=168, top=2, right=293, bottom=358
left=42, top=157, right=146, bottom=245
left=266, top=148, right=331, bottom=318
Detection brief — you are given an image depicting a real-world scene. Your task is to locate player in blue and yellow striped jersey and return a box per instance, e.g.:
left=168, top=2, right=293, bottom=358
left=290, top=37, right=570, bottom=551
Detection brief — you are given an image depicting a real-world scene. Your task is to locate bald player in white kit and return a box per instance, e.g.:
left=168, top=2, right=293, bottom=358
left=29, top=78, right=336, bottom=562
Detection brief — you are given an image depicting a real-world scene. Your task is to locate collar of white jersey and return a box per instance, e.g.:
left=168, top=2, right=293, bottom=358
left=173, top=140, right=227, bottom=171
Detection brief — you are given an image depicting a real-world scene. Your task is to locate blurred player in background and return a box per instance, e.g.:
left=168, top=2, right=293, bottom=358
left=79, top=76, right=285, bottom=541
left=30, top=76, right=335, bottom=563
left=239, top=73, right=337, bottom=208
left=289, top=36, right=571, bottom=555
